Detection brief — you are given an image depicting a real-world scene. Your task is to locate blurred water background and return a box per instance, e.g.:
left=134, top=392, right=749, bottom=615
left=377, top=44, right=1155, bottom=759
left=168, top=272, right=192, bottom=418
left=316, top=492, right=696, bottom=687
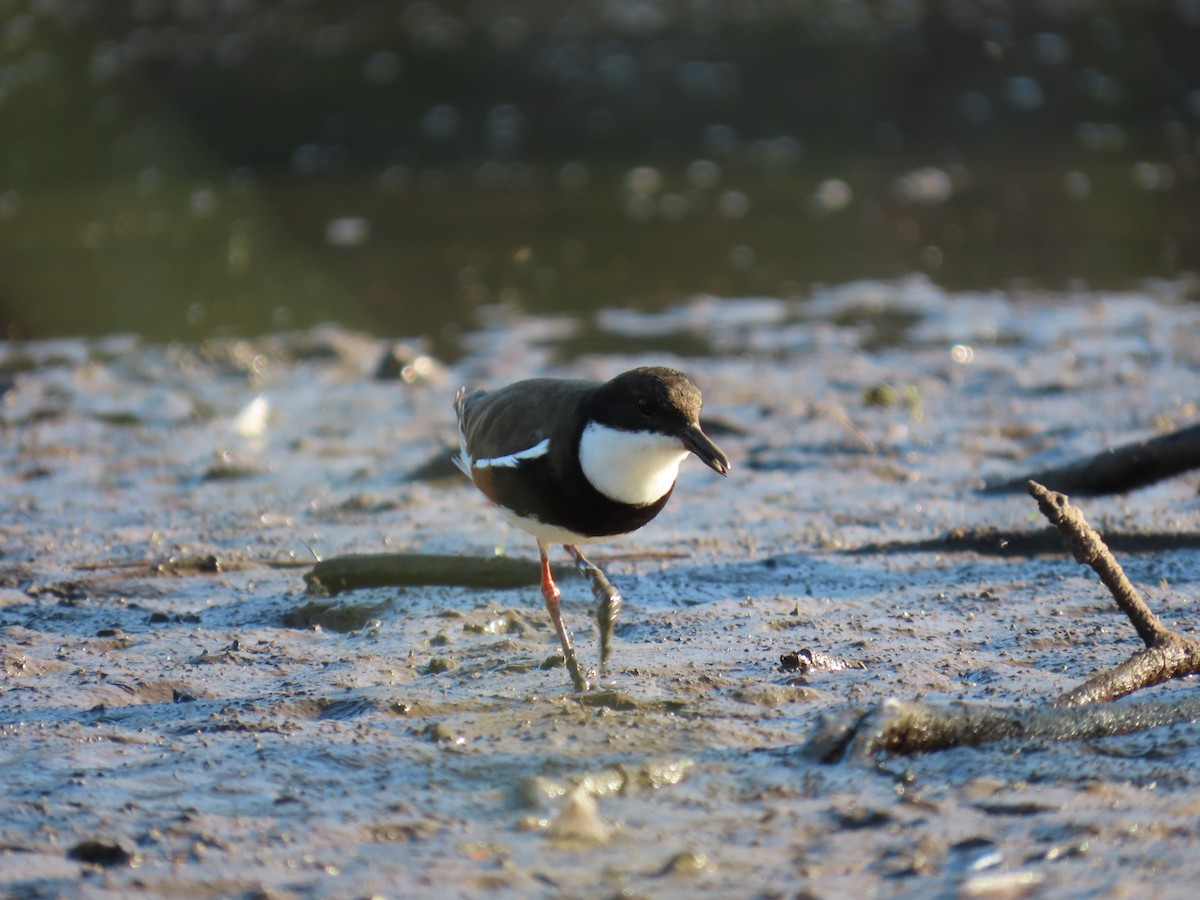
left=2, top=1, right=1198, bottom=351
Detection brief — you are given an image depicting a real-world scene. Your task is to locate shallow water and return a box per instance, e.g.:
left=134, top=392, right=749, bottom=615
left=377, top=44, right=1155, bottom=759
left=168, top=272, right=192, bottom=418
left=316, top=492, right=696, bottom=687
left=3, top=280, right=1200, bottom=896
left=4, top=4, right=1200, bottom=344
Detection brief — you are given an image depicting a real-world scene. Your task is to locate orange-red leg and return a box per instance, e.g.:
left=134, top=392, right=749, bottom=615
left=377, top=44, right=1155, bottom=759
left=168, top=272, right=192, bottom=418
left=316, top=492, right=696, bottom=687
left=539, top=542, right=589, bottom=692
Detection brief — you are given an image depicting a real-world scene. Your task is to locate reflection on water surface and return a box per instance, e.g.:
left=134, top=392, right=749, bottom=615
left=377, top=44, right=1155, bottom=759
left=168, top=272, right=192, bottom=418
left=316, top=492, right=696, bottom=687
left=1, top=2, right=1197, bottom=343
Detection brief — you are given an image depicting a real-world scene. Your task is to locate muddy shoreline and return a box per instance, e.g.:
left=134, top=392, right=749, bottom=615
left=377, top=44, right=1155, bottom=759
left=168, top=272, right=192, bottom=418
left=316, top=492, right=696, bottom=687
left=4, top=280, right=1200, bottom=897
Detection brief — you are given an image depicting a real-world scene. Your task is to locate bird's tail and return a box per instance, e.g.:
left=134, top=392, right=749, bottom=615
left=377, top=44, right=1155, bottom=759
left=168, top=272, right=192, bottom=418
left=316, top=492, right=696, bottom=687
left=452, top=386, right=483, bottom=477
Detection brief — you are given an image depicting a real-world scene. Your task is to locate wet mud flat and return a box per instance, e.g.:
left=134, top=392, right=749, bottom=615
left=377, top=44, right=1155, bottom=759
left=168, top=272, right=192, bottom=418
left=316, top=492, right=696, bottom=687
left=3, top=279, right=1200, bottom=898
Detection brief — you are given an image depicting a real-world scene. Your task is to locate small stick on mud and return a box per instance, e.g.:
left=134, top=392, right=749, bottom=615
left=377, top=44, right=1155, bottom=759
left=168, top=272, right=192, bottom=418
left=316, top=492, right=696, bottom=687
left=75, top=554, right=234, bottom=575
left=814, top=400, right=878, bottom=454
left=806, top=480, right=1200, bottom=761
left=983, top=421, right=1200, bottom=495
left=305, top=553, right=572, bottom=595
left=850, top=527, right=1200, bottom=557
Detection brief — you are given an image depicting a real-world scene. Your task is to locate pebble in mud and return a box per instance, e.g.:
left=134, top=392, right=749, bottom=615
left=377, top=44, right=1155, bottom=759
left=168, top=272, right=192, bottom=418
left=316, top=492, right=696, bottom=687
left=284, top=597, right=394, bottom=632
left=547, top=787, right=611, bottom=845
left=779, top=648, right=865, bottom=674
left=658, top=850, right=713, bottom=877
left=422, top=722, right=463, bottom=745
left=67, top=839, right=138, bottom=868
left=511, top=775, right=570, bottom=809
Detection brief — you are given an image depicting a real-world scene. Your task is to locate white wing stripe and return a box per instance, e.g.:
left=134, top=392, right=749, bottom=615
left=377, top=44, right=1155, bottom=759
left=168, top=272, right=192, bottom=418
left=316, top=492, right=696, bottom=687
left=473, top=438, right=551, bottom=469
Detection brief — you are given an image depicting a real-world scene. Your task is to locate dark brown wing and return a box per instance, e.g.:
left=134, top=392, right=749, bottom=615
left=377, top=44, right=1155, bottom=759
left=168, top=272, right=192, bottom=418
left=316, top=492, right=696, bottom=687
left=456, top=377, right=596, bottom=464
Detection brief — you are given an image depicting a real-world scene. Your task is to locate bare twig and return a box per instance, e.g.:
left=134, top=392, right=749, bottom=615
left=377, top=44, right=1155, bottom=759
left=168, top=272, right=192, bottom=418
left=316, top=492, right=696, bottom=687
left=1028, top=481, right=1170, bottom=649
left=818, top=401, right=878, bottom=454
left=805, top=481, right=1200, bottom=760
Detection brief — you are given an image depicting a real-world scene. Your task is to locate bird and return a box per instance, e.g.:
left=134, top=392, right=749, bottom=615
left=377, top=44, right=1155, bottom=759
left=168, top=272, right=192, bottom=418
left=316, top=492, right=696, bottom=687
left=453, top=366, right=730, bottom=691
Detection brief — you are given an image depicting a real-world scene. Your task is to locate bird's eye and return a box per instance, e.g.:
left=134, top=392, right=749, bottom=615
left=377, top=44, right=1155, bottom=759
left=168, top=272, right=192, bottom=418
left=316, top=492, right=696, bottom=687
left=637, top=397, right=655, bottom=417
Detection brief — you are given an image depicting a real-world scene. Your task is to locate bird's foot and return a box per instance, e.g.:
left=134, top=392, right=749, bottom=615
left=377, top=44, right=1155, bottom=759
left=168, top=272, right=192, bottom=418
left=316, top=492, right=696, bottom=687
left=562, top=647, right=591, bottom=693
left=565, top=545, right=623, bottom=671
left=594, top=585, right=622, bottom=670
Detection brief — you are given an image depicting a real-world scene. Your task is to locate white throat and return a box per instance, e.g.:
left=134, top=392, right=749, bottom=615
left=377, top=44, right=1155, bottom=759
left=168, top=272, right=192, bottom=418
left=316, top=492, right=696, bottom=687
left=578, top=421, right=687, bottom=506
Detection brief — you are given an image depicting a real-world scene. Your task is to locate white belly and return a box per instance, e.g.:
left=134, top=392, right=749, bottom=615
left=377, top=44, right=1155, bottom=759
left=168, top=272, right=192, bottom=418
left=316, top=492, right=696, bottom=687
left=496, top=506, right=608, bottom=546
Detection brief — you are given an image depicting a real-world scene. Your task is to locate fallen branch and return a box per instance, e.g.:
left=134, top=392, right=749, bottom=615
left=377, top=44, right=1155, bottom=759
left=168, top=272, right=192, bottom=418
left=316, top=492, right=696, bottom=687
left=805, top=696, right=1200, bottom=761
left=305, top=553, right=573, bottom=595
left=983, top=422, right=1200, bottom=495
left=806, top=481, right=1200, bottom=761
